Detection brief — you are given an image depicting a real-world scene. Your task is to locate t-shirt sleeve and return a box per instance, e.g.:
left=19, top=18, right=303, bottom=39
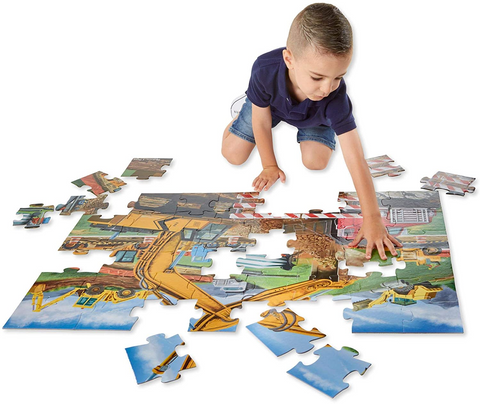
left=246, top=60, right=271, bottom=108
left=325, top=79, right=356, bottom=135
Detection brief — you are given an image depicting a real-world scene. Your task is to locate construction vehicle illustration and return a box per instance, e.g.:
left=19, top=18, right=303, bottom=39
left=352, top=282, right=443, bottom=311
left=103, top=211, right=356, bottom=331
left=30, top=283, right=151, bottom=312
left=398, top=247, right=449, bottom=268
left=236, top=253, right=300, bottom=271
left=147, top=350, right=196, bottom=382
left=256, top=308, right=326, bottom=338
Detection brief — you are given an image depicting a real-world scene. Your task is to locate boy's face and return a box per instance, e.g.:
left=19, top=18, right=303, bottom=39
left=283, top=46, right=352, bottom=102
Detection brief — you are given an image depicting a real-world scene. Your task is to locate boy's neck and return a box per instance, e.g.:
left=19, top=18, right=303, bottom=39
left=285, top=68, right=307, bottom=104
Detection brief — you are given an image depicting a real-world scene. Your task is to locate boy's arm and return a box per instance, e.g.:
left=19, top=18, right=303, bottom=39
left=338, top=128, right=402, bottom=260
left=251, top=103, right=286, bottom=191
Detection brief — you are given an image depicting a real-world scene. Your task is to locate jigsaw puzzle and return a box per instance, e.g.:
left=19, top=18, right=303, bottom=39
left=126, top=333, right=196, bottom=384
left=247, top=307, right=325, bottom=356
left=5, top=191, right=463, bottom=334
left=287, top=345, right=371, bottom=397
left=13, top=203, right=54, bottom=228
left=122, top=158, right=173, bottom=180
left=366, top=155, right=404, bottom=178
left=72, top=171, right=126, bottom=196
left=56, top=195, right=109, bottom=216
left=420, top=171, right=476, bottom=196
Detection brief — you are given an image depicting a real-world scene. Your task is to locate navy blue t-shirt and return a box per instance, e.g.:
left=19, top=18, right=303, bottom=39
left=246, top=48, right=356, bottom=135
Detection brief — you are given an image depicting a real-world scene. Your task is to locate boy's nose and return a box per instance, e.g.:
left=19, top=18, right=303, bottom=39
left=319, top=81, right=332, bottom=96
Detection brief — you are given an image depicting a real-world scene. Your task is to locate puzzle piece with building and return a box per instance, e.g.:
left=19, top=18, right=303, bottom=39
left=122, top=158, right=173, bottom=180
left=72, top=171, right=126, bottom=196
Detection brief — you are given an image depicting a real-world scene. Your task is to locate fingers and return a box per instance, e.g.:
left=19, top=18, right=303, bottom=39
left=279, top=171, right=286, bottom=183
left=348, top=231, right=363, bottom=248
left=252, top=176, right=278, bottom=192
left=384, top=237, right=398, bottom=257
left=365, top=242, right=374, bottom=260
left=375, top=242, right=387, bottom=260
left=252, top=177, right=268, bottom=192
left=264, top=178, right=275, bottom=191
left=388, top=234, right=403, bottom=247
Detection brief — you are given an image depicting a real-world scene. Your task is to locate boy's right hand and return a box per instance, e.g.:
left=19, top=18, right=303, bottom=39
left=252, top=165, right=286, bottom=191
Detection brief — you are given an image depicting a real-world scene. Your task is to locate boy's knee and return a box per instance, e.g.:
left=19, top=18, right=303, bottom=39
left=222, top=125, right=254, bottom=166
left=222, top=147, right=248, bottom=166
left=302, top=155, right=329, bottom=171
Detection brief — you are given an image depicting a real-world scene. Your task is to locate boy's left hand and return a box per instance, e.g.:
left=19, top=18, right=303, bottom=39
left=348, top=216, right=403, bottom=260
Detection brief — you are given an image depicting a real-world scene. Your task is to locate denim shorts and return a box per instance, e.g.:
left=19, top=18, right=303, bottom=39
left=229, top=97, right=336, bottom=150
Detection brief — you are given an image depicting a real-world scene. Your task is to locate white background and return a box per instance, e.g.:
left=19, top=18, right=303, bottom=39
left=1, top=1, right=478, bottom=402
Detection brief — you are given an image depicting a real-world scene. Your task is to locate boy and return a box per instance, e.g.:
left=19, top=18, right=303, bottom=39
left=221, top=3, right=401, bottom=260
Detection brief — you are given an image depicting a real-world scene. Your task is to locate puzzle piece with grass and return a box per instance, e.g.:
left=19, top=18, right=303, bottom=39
left=366, top=154, right=405, bottom=178
left=287, top=345, right=371, bottom=397
left=13, top=203, right=54, bottom=228
left=122, top=158, right=173, bottom=180
left=247, top=307, right=326, bottom=356
left=72, top=171, right=126, bottom=196
left=420, top=171, right=476, bottom=196
left=125, top=333, right=196, bottom=384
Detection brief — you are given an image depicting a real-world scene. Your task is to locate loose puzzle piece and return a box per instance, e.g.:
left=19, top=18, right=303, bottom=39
left=366, top=155, right=405, bottom=178
left=420, top=171, right=476, bottom=196
left=122, top=158, right=173, bottom=180
left=55, top=195, right=109, bottom=216
left=13, top=203, right=54, bottom=228
left=287, top=345, right=371, bottom=397
left=246, top=307, right=326, bottom=356
left=125, top=333, right=196, bottom=384
left=72, top=171, right=126, bottom=196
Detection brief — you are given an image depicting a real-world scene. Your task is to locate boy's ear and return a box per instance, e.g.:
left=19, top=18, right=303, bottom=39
left=283, top=48, right=294, bottom=69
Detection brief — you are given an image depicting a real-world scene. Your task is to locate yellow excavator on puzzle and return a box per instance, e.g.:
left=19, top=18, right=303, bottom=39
left=30, top=283, right=151, bottom=312
left=128, top=213, right=356, bottom=332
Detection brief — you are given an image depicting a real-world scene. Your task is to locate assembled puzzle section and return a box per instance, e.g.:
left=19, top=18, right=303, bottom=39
left=72, top=171, right=126, bottom=196
left=3, top=267, right=150, bottom=330
left=6, top=191, right=463, bottom=334
left=366, top=155, right=405, bottom=178
left=420, top=171, right=476, bottom=196
left=247, top=308, right=325, bottom=356
left=55, top=195, right=109, bottom=216
left=287, top=345, right=371, bottom=397
left=337, top=191, right=463, bottom=333
left=122, top=158, right=173, bottom=180
left=125, top=333, right=196, bottom=384
left=13, top=203, right=54, bottom=228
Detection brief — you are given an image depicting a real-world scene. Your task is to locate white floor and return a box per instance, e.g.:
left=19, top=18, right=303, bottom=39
left=1, top=1, right=478, bottom=402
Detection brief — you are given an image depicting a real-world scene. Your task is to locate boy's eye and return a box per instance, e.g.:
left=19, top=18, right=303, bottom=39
left=311, top=77, right=322, bottom=81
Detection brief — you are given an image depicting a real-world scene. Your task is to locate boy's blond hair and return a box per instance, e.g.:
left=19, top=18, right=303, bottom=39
left=287, top=3, right=353, bottom=58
